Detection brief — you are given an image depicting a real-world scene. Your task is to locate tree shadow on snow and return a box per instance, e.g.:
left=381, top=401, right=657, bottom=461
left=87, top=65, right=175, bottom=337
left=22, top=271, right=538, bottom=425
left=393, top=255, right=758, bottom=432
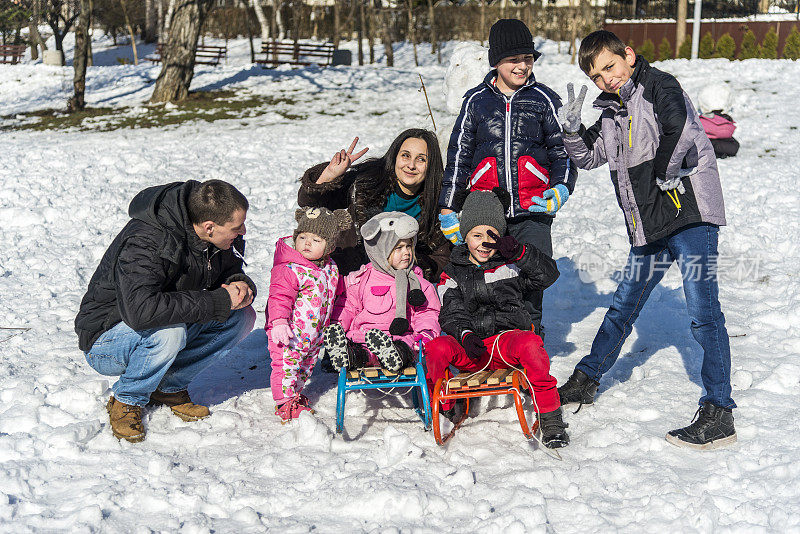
left=543, top=257, right=705, bottom=398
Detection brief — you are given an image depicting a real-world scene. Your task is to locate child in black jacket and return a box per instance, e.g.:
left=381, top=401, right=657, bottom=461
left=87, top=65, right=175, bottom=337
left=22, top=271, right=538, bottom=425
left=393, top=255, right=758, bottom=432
left=425, top=188, right=568, bottom=448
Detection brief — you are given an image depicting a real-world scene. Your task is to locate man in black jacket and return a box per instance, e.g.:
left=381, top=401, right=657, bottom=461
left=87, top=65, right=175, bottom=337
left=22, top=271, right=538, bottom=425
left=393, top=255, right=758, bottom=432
left=75, top=179, right=256, bottom=442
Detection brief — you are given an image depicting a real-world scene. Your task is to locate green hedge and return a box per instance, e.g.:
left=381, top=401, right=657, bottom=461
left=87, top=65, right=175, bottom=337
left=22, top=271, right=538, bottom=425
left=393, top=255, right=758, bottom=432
left=783, top=27, right=800, bottom=60
left=658, top=37, right=673, bottom=60
left=699, top=32, right=715, bottom=59
left=714, top=33, right=736, bottom=60
left=640, top=39, right=656, bottom=62
left=739, top=29, right=759, bottom=59
left=760, top=28, right=778, bottom=59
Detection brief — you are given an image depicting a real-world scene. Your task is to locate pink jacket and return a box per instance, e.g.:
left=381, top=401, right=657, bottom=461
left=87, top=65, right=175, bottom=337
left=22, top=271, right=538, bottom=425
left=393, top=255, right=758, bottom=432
left=266, top=237, right=340, bottom=344
left=700, top=113, right=736, bottom=140
left=333, top=264, right=440, bottom=348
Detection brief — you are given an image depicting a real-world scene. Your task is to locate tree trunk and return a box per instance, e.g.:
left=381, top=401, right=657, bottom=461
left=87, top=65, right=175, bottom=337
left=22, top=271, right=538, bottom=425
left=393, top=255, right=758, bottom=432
left=240, top=0, right=255, bottom=62
left=252, top=0, right=270, bottom=42
left=357, top=0, right=364, bottom=65
left=368, top=0, right=375, bottom=63
left=145, top=0, right=157, bottom=43
left=426, top=0, right=436, bottom=55
left=29, top=0, right=47, bottom=60
left=380, top=7, right=392, bottom=66
left=332, top=0, right=340, bottom=48
left=480, top=0, right=486, bottom=45
left=164, top=0, right=177, bottom=35
left=150, top=0, right=215, bottom=103
left=68, top=0, right=92, bottom=112
left=676, top=0, right=687, bottom=55
left=158, top=0, right=165, bottom=39
left=120, top=0, right=139, bottom=65
left=406, top=0, right=417, bottom=66
left=274, top=0, right=285, bottom=40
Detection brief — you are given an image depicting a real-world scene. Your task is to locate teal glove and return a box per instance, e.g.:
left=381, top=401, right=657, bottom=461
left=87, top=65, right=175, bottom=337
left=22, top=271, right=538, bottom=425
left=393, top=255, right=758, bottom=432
left=439, top=212, right=463, bottom=245
left=529, top=184, right=570, bottom=215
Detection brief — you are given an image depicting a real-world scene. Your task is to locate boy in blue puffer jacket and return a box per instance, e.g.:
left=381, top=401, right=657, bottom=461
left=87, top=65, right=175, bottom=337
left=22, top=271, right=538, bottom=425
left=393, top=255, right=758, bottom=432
left=438, top=18, right=577, bottom=337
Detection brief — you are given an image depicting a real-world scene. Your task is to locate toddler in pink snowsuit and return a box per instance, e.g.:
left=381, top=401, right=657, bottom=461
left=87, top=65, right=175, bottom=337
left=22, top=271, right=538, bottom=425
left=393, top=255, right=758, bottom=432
left=324, top=212, right=441, bottom=372
left=266, top=206, right=352, bottom=423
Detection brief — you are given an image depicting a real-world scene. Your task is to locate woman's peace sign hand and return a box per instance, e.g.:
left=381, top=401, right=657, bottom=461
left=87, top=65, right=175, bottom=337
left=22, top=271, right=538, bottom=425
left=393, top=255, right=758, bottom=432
left=317, top=137, right=370, bottom=184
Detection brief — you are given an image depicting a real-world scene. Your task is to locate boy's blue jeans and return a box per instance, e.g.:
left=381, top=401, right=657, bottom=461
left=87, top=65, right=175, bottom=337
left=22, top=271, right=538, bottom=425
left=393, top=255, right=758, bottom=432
left=85, top=307, right=256, bottom=407
left=575, top=224, right=735, bottom=409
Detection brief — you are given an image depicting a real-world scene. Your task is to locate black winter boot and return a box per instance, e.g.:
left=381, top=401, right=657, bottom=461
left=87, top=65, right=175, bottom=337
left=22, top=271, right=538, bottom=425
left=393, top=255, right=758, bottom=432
left=666, top=402, right=737, bottom=450
left=537, top=407, right=569, bottom=449
left=557, top=369, right=599, bottom=409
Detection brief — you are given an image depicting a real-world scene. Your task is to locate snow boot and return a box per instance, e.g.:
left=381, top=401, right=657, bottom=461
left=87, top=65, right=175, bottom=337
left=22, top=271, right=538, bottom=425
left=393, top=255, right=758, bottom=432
left=557, top=369, right=599, bottom=409
left=324, top=323, right=349, bottom=370
left=365, top=329, right=407, bottom=372
left=106, top=397, right=145, bottom=443
left=666, top=401, right=737, bottom=450
left=149, top=390, right=210, bottom=422
left=537, top=407, right=569, bottom=449
left=275, top=394, right=313, bottom=424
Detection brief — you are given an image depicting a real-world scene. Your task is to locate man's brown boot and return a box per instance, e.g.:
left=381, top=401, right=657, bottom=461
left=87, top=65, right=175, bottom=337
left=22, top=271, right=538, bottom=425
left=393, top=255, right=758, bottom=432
left=106, top=397, right=145, bottom=443
left=149, top=390, right=210, bottom=422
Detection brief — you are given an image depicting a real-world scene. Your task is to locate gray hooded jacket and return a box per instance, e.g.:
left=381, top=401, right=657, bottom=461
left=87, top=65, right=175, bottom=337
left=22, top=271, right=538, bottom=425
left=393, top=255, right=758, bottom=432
left=564, top=57, right=726, bottom=246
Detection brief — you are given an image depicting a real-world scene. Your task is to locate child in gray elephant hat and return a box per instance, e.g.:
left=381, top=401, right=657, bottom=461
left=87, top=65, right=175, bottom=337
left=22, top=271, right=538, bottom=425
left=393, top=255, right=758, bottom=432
left=324, top=212, right=441, bottom=372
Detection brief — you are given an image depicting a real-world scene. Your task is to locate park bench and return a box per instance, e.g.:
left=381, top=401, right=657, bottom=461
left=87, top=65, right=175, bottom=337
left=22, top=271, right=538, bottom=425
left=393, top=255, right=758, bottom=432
left=335, top=347, right=431, bottom=435
left=145, top=43, right=227, bottom=66
left=430, top=367, right=538, bottom=445
left=256, top=40, right=334, bottom=68
left=0, top=44, right=26, bottom=65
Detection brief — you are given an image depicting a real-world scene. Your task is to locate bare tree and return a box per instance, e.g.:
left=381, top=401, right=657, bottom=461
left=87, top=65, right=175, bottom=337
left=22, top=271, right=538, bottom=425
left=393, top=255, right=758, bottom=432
left=251, top=0, right=269, bottom=42
left=163, top=0, right=176, bottom=34
left=28, top=0, right=48, bottom=59
left=42, top=0, right=79, bottom=52
left=149, top=0, right=215, bottom=103
left=368, top=0, right=375, bottom=63
left=405, top=0, right=417, bottom=66
left=144, top=0, right=157, bottom=42
left=357, top=0, right=364, bottom=65
left=675, top=0, right=687, bottom=55
left=379, top=5, right=392, bottom=66
left=426, top=0, right=436, bottom=56
left=119, top=0, right=138, bottom=64
left=332, top=0, right=340, bottom=48
left=67, top=0, right=91, bottom=112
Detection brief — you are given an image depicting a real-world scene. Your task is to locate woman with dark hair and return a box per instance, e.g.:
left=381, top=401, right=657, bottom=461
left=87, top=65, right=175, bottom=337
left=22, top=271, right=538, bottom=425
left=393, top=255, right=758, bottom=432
left=298, top=128, right=450, bottom=283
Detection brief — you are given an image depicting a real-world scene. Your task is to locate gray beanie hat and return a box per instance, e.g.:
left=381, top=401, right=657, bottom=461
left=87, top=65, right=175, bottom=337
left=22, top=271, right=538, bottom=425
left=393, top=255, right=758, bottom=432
left=360, top=212, right=426, bottom=335
left=458, top=188, right=511, bottom=237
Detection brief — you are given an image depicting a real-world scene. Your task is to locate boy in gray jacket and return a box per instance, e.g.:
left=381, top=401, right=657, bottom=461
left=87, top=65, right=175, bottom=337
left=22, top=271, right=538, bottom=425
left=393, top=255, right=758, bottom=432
left=556, top=30, right=735, bottom=450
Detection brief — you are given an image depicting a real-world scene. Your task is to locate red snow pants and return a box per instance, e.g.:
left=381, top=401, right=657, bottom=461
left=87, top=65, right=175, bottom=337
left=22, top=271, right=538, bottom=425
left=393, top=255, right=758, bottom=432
left=424, top=330, right=560, bottom=413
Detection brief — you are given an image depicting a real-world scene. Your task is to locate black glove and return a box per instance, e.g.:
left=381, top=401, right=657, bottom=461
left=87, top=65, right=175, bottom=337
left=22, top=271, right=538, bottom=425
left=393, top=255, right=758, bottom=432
left=389, top=317, right=409, bottom=336
left=460, top=332, right=486, bottom=361
left=483, top=230, right=523, bottom=261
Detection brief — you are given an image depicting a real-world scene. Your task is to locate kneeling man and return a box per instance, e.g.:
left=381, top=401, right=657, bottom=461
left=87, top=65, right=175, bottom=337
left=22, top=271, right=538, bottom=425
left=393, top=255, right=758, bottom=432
left=75, top=179, right=257, bottom=442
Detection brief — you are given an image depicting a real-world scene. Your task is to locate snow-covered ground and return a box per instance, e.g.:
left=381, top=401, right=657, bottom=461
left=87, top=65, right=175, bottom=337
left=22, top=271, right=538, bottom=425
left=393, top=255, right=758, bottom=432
left=1, top=33, right=800, bottom=532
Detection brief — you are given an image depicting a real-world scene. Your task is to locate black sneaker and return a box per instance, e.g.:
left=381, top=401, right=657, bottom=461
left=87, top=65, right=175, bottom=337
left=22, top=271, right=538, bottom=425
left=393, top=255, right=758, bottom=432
left=557, top=369, right=599, bottom=409
left=323, top=323, right=349, bottom=370
left=538, top=407, right=569, bottom=449
left=666, top=402, right=737, bottom=450
left=365, top=329, right=403, bottom=372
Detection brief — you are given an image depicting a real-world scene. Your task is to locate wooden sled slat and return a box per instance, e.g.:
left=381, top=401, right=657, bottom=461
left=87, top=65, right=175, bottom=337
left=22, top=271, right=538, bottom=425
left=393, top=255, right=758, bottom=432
left=467, top=370, right=493, bottom=387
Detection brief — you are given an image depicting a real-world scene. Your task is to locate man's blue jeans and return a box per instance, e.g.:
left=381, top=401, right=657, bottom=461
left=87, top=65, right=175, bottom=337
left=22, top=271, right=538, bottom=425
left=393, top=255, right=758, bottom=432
left=576, top=224, right=735, bottom=408
left=85, top=307, right=256, bottom=406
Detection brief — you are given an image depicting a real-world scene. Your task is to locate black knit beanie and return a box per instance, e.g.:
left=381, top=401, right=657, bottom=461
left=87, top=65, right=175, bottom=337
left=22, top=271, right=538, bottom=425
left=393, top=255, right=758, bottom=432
left=488, top=19, right=541, bottom=67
